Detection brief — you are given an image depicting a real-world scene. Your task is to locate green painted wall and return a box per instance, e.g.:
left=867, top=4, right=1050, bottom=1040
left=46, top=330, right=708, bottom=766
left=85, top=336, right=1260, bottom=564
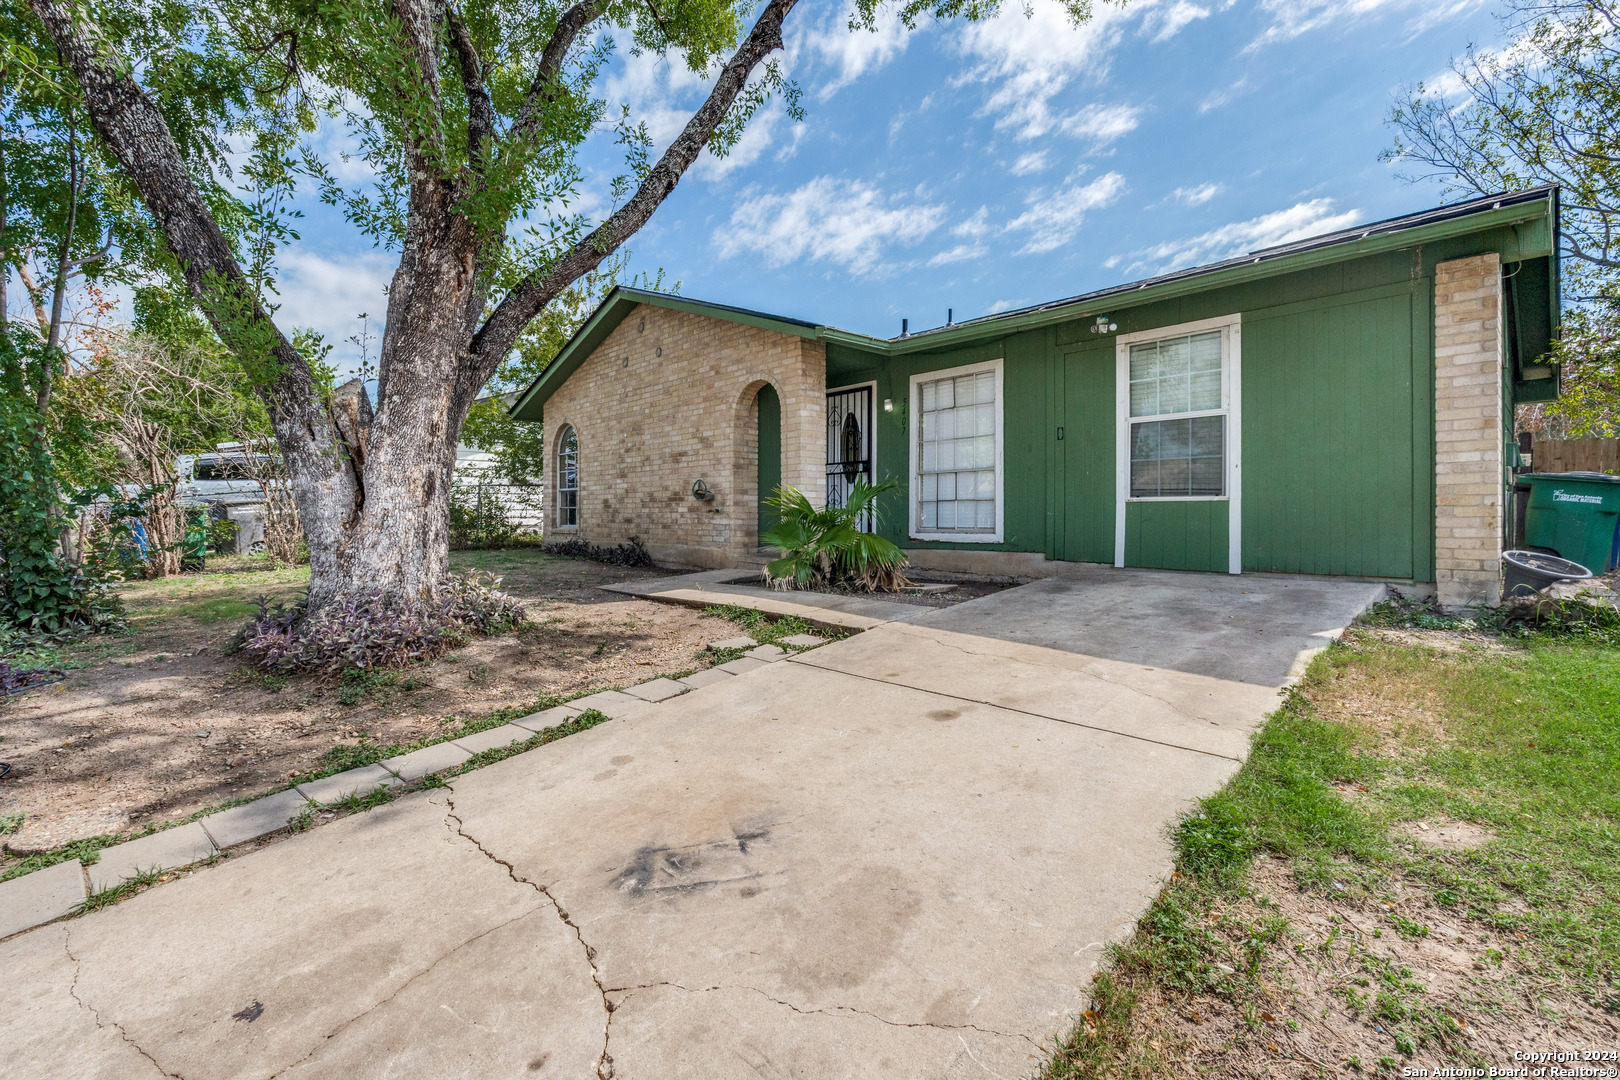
left=1126, top=502, right=1228, bottom=572
left=1241, top=287, right=1426, bottom=580
left=821, top=226, right=1530, bottom=583
left=757, top=385, right=780, bottom=540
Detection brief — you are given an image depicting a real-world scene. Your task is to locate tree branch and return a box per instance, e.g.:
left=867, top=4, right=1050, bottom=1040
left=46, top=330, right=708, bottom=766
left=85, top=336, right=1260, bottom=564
left=15, top=260, right=50, bottom=339
left=444, top=2, right=495, bottom=162
left=507, top=0, right=603, bottom=146
left=469, top=0, right=799, bottom=383
left=27, top=0, right=355, bottom=534
left=390, top=0, right=448, bottom=169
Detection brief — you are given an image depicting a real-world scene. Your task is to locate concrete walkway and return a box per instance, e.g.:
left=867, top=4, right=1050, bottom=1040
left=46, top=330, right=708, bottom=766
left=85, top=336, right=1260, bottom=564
left=0, top=568, right=1384, bottom=1080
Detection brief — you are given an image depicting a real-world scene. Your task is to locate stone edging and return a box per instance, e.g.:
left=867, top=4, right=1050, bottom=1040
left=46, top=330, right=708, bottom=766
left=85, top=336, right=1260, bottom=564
left=0, top=637, right=825, bottom=941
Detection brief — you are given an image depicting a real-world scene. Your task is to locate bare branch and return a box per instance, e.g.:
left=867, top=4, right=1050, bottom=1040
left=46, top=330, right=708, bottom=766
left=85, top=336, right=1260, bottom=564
left=14, top=260, right=50, bottom=338
left=64, top=225, right=115, bottom=273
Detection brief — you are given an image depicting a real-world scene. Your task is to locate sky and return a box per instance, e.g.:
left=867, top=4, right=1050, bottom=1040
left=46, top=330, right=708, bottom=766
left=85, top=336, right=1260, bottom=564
left=261, top=0, right=1506, bottom=375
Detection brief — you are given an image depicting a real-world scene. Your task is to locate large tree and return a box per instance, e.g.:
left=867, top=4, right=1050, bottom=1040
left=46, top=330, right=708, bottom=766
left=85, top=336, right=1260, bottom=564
left=26, top=0, right=1070, bottom=620
left=1387, top=0, right=1620, bottom=433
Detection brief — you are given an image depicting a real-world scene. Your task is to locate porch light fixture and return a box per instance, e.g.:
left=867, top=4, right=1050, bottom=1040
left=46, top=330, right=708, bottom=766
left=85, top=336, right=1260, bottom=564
left=883, top=398, right=894, bottom=413
left=1089, top=315, right=1118, bottom=334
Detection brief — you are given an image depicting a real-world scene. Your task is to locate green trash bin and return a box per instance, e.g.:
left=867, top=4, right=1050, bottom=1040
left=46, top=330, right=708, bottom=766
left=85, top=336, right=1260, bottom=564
left=1521, top=472, right=1620, bottom=573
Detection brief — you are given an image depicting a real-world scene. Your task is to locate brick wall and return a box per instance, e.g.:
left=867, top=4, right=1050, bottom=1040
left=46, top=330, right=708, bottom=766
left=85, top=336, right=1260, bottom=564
left=1434, top=253, right=1505, bottom=609
left=543, top=304, right=827, bottom=568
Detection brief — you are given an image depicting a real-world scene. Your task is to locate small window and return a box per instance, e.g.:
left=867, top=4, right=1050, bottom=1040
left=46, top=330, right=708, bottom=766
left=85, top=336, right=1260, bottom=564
left=1127, top=330, right=1227, bottom=498
left=555, top=426, right=578, bottom=529
left=909, top=360, right=1003, bottom=542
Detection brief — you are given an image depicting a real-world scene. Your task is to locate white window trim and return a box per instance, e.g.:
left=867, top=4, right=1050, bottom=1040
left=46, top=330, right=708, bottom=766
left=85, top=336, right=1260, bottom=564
left=554, top=425, right=579, bottom=531
left=909, top=358, right=1005, bottom=544
left=1114, top=314, right=1242, bottom=575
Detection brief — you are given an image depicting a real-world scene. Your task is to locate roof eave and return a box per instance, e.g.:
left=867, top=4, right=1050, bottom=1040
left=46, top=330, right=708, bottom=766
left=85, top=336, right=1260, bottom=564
left=873, top=194, right=1556, bottom=355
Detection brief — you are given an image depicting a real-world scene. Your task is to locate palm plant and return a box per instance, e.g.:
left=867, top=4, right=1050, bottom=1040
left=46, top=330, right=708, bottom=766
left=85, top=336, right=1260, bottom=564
left=761, top=478, right=912, bottom=593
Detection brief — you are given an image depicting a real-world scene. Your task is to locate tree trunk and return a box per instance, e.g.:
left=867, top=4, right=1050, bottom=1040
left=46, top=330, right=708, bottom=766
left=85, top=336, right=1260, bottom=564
left=30, top=0, right=802, bottom=623
left=302, top=229, right=476, bottom=612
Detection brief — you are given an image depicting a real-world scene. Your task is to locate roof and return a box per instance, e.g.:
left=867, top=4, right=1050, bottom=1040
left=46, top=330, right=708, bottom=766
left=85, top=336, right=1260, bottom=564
left=510, top=186, right=1558, bottom=421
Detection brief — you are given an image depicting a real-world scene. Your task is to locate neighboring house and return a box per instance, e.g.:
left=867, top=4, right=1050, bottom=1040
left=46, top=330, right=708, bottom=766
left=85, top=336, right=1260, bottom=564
left=454, top=392, right=544, bottom=531
left=510, top=187, right=1561, bottom=608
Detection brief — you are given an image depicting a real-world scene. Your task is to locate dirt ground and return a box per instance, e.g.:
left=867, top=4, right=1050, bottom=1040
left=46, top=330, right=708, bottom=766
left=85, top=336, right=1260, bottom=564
left=1117, top=858, right=1620, bottom=1078
left=716, top=573, right=1015, bottom=608
left=0, top=550, right=735, bottom=856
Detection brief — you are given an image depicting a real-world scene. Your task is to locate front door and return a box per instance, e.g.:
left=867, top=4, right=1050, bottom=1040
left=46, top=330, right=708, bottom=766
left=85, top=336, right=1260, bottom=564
left=757, top=384, right=781, bottom=541
left=826, top=384, right=874, bottom=527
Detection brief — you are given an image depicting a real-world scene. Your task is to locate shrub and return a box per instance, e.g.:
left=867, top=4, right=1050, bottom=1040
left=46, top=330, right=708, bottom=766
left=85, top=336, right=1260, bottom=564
left=762, top=478, right=910, bottom=593
left=234, top=570, right=526, bottom=672
left=541, top=535, right=654, bottom=566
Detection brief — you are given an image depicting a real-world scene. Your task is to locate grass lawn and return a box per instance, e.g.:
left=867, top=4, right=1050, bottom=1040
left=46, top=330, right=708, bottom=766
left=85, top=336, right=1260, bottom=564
left=1042, top=610, right=1620, bottom=1077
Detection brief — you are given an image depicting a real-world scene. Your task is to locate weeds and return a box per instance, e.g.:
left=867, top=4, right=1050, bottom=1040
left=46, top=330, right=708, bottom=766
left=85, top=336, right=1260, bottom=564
left=77, top=867, right=165, bottom=915
left=540, top=535, right=654, bottom=566
left=699, top=605, right=851, bottom=664
left=337, top=667, right=428, bottom=707
left=1039, top=626, right=1620, bottom=1078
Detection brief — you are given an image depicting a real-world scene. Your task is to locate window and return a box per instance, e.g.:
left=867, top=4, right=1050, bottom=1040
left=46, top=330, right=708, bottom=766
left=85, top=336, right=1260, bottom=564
left=1127, top=330, right=1227, bottom=497
left=555, top=425, right=578, bottom=529
left=909, top=360, right=1003, bottom=542
left=1113, top=313, right=1242, bottom=574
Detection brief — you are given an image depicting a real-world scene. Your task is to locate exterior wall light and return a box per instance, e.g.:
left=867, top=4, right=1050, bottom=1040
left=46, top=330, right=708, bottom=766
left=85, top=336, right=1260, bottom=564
left=883, top=398, right=894, bottom=412
left=1088, top=315, right=1118, bottom=334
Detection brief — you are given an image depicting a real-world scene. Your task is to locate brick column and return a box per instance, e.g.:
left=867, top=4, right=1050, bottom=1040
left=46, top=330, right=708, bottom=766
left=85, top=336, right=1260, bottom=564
left=1434, top=253, right=1504, bottom=609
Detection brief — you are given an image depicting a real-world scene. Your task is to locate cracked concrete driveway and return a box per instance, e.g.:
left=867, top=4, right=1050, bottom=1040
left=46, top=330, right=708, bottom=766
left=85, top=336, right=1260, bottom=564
left=0, top=568, right=1383, bottom=1079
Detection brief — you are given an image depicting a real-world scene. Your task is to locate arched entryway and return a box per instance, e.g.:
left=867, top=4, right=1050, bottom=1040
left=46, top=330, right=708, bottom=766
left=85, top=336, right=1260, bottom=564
left=755, top=384, right=781, bottom=540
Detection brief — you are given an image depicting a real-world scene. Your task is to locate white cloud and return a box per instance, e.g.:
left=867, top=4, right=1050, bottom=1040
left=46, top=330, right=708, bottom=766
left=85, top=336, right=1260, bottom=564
left=270, top=249, right=396, bottom=379
left=693, top=106, right=784, bottom=181
left=1166, top=182, right=1224, bottom=207
left=954, top=1, right=1142, bottom=142
left=1253, top=0, right=1489, bottom=48
left=796, top=6, right=913, bottom=99
left=930, top=207, right=993, bottom=262
left=1199, top=76, right=1249, bottom=113
left=714, top=177, right=946, bottom=276
left=1006, top=171, right=1128, bottom=255
left=603, top=49, right=714, bottom=149
left=1010, top=150, right=1050, bottom=176
left=1059, top=103, right=1143, bottom=142
left=953, top=206, right=993, bottom=239
left=1123, top=199, right=1364, bottom=274
left=1146, top=1, right=1211, bottom=42
left=928, top=243, right=988, bottom=266
left=603, top=47, right=802, bottom=184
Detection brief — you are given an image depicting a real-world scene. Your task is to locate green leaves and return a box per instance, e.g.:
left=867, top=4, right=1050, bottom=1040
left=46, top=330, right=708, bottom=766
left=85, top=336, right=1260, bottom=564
left=761, top=476, right=910, bottom=592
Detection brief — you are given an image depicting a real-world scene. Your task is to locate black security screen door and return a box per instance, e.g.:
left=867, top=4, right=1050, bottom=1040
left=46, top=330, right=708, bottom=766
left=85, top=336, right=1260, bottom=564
left=826, top=386, right=874, bottom=528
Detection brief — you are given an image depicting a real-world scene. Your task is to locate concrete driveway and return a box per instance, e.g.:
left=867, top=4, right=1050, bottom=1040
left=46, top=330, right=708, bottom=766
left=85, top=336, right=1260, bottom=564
left=1, top=568, right=1383, bottom=1080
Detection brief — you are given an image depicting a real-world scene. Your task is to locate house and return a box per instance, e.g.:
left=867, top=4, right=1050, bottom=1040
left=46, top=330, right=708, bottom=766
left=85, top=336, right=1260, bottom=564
left=510, top=186, right=1561, bottom=608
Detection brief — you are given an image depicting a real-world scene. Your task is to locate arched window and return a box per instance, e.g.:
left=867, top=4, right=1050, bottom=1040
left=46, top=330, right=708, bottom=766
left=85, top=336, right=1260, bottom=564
left=555, top=425, right=578, bottom=529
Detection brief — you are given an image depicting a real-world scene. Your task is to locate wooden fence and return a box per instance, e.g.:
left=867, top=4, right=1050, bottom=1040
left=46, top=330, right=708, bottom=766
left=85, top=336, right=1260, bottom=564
left=1533, top=437, right=1620, bottom=474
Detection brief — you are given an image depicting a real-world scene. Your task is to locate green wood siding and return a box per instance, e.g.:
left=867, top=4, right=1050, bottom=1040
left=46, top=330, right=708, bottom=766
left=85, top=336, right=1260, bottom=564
left=1125, top=501, right=1229, bottom=572
left=1241, top=289, right=1421, bottom=579
left=757, top=385, right=780, bottom=540
left=819, top=229, right=1534, bottom=584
